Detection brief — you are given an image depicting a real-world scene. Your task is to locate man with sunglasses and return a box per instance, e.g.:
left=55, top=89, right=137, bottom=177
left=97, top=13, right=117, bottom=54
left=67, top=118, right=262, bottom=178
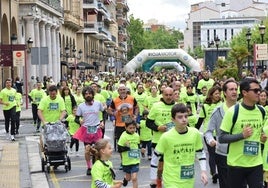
left=219, top=78, right=267, bottom=188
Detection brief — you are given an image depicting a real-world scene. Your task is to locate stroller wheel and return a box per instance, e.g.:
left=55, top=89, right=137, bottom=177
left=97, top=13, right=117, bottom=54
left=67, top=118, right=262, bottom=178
left=41, top=158, right=45, bottom=172
left=47, top=166, right=50, bottom=173
left=65, top=165, right=68, bottom=172
left=67, top=156, right=71, bottom=171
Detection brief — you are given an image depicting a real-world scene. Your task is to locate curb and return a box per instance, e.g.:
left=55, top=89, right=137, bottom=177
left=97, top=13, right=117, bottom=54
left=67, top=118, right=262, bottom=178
left=26, top=136, right=50, bottom=188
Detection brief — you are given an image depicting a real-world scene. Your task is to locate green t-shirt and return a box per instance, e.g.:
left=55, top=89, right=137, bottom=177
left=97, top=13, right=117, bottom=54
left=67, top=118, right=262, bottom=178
left=133, top=92, right=147, bottom=115
left=199, top=102, right=221, bottom=132
left=198, top=94, right=206, bottom=105
left=91, top=160, right=114, bottom=188
left=262, top=138, right=268, bottom=171
left=0, top=87, right=17, bottom=110
left=38, top=95, right=66, bottom=123
left=220, top=104, right=264, bottom=167
left=66, top=114, right=79, bottom=135
left=181, top=94, right=198, bottom=115
left=74, top=94, right=84, bottom=106
left=145, top=95, right=160, bottom=110
left=148, top=101, right=174, bottom=143
left=140, top=119, right=152, bottom=141
left=197, top=79, right=214, bottom=91
left=100, top=89, right=110, bottom=101
left=94, top=93, right=106, bottom=121
left=188, top=114, right=198, bottom=128
left=64, top=95, right=72, bottom=115
left=118, top=131, right=140, bottom=166
left=111, top=90, right=119, bottom=99
left=29, top=88, right=47, bottom=104
left=15, top=92, right=22, bottom=112
left=155, top=127, right=203, bottom=187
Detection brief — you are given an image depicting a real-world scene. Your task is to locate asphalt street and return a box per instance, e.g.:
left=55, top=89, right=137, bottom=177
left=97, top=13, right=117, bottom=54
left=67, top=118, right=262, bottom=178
left=0, top=119, right=218, bottom=188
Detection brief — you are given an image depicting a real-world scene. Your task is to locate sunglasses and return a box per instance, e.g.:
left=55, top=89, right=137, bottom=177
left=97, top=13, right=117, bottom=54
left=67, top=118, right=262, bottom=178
left=247, top=88, right=261, bottom=93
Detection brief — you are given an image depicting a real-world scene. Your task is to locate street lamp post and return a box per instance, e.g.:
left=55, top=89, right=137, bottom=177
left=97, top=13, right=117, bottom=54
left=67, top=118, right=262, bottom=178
left=72, top=47, right=82, bottom=78
left=246, top=28, right=252, bottom=71
left=10, top=33, right=17, bottom=81
left=114, top=47, right=118, bottom=75
left=259, top=21, right=266, bottom=72
left=26, top=37, right=33, bottom=109
left=214, top=35, right=220, bottom=63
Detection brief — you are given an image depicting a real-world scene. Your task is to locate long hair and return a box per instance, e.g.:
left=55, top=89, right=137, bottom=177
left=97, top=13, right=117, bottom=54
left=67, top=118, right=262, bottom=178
left=91, top=139, right=110, bottom=161
left=204, top=85, right=222, bottom=105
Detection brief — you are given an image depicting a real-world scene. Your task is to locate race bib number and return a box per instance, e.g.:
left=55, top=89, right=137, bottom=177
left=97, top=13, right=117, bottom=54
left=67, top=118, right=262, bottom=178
left=8, top=96, right=14, bottom=102
left=49, top=103, right=59, bottom=110
left=87, top=126, right=98, bottom=134
left=180, top=164, right=194, bottom=179
left=128, top=149, right=140, bottom=158
left=121, top=115, right=131, bottom=122
left=243, top=141, right=259, bottom=156
left=35, top=97, right=41, bottom=102
left=166, top=122, right=175, bottom=131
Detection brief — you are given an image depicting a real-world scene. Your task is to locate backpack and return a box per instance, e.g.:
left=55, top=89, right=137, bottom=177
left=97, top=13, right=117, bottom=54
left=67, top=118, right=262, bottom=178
left=230, top=103, right=266, bottom=133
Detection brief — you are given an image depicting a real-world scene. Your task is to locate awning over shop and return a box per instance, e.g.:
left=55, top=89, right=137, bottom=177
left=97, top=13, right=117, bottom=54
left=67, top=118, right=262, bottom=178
left=93, top=62, right=101, bottom=67
left=76, top=61, right=95, bottom=69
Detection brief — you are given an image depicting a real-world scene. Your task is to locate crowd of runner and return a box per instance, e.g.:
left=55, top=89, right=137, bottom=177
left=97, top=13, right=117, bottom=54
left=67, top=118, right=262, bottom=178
left=2, top=69, right=268, bottom=187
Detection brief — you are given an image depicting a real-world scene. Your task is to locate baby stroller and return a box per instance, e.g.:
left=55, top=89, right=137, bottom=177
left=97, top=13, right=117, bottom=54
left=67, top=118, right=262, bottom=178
left=41, top=122, right=71, bottom=173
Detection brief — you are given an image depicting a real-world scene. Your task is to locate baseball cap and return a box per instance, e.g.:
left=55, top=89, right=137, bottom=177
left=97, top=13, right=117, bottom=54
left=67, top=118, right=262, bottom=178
left=120, top=77, right=126, bottom=82
left=93, top=76, right=99, bottom=82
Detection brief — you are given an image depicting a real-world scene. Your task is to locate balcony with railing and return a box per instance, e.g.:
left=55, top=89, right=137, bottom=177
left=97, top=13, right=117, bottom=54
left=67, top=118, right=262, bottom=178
left=84, top=21, right=99, bottom=33
left=83, top=21, right=111, bottom=40
left=20, top=0, right=63, bottom=14
left=117, top=16, right=128, bottom=27
left=83, top=0, right=98, bottom=10
left=64, top=11, right=83, bottom=29
left=98, top=22, right=111, bottom=39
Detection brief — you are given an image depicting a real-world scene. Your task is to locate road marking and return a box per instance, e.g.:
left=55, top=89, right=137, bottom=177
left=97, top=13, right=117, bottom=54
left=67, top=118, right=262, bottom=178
left=50, top=168, right=60, bottom=188
left=51, top=174, right=91, bottom=181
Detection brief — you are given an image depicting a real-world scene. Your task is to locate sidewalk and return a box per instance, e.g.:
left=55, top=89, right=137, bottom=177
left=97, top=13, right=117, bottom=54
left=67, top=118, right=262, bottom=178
left=0, top=105, right=49, bottom=188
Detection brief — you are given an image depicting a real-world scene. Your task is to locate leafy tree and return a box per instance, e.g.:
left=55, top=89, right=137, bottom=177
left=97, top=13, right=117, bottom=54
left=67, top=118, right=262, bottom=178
left=127, top=15, right=184, bottom=61
left=228, top=45, right=249, bottom=80
left=127, top=15, right=146, bottom=60
left=212, top=58, right=238, bottom=80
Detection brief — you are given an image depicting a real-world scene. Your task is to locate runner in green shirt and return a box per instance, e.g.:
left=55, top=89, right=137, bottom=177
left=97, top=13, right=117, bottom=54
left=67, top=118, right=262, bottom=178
left=38, top=85, right=66, bottom=125
left=0, top=78, right=17, bottom=141
left=28, top=81, right=47, bottom=131
left=155, top=103, right=208, bottom=188
left=146, top=87, right=175, bottom=187
left=118, top=119, right=142, bottom=188
left=219, top=78, right=266, bottom=188
left=91, top=139, right=123, bottom=188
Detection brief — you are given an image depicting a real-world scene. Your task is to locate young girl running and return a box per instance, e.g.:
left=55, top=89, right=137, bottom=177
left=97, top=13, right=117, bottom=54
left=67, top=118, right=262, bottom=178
left=91, top=139, right=123, bottom=188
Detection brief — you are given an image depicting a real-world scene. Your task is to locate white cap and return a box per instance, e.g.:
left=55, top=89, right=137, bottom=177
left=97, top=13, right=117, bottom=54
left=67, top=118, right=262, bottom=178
left=93, top=76, right=98, bottom=82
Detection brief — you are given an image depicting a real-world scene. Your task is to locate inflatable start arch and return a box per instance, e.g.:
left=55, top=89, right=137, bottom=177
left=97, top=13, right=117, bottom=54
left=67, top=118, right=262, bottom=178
left=124, top=49, right=201, bottom=73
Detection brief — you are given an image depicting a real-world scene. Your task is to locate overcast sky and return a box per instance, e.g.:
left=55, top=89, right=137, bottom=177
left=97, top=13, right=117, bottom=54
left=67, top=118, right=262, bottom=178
left=127, top=0, right=268, bottom=30
left=127, top=0, right=206, bottom=30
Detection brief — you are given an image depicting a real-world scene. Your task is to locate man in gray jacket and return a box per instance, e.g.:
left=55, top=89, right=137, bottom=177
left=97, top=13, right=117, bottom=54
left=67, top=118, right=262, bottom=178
left=204, top=78, right=238, bottom=188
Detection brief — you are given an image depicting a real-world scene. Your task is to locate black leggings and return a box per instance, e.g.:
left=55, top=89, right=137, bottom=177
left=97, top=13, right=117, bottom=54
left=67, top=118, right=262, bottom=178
left=32, top=104, right=41, bottom=124
left=15, top=111, right=20, bottom=132
left=3, top=106, right=16, bottom=135
left=228, top=164, right=263, bottom=188
left=70, top=136, right=79, bottom=151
